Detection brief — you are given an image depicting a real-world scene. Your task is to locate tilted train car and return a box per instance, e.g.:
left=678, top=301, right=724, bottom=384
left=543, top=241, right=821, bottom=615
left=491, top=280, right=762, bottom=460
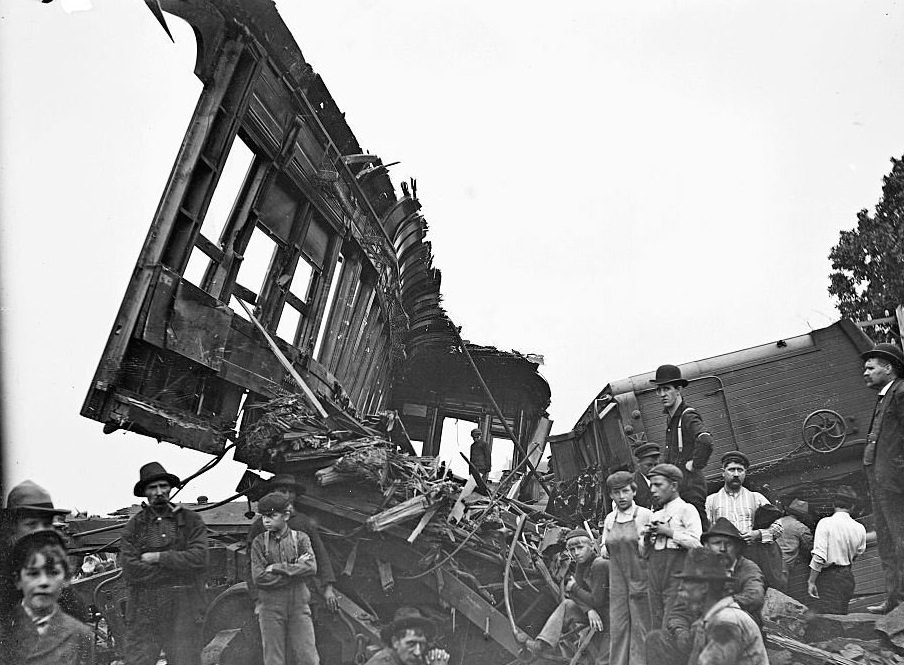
left=550, top=319, right=885, bottom=609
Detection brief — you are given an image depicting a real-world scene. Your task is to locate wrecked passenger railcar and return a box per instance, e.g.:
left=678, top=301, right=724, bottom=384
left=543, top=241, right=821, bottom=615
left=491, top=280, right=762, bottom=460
left=551, top=319, right=885, bottom=610
left=78, top=1, right=559, bottom=663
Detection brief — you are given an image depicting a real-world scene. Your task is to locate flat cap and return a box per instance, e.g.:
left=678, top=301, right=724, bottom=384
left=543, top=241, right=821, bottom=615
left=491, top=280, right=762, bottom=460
left=257, top=492, right=292, bottom=516
left=606, top=471, right=635, bottom=491
left=721, top=451, right=750, bottom=468
left=648, top=463, right=683, bottom=483
left=633, top=442, right=661, bottom=459
left=564, top=528, right=592, bottom=542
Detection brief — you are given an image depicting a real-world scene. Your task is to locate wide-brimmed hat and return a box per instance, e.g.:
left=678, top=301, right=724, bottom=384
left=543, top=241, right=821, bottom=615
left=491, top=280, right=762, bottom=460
left=267, top=474, right=307, bottom=495
left=674, top=547, right=731, bottom=582
left=5, top=480, right=70, bottom=516
left=701, top=517, right=746, bottom=547
left=650, top=365, right=688, bottom=388
left=133, top=462, right=180, bottom=497
left=633, top=442, right=661, bottom=460
left=785, top=498, right=809, bottom=518
left=721, top=450, right=750, bottom=469
left=380, top=606, right=434, bottom=643
left=861, top=343, right=904, bottom=373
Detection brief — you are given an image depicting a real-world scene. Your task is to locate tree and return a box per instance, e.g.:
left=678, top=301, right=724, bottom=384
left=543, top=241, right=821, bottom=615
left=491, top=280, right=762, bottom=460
left=828, top=155, right=904, bottom=342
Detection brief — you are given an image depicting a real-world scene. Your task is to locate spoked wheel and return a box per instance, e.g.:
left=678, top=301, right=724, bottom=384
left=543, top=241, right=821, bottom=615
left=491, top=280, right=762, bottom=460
left=802, top=409, right=846, bottom=453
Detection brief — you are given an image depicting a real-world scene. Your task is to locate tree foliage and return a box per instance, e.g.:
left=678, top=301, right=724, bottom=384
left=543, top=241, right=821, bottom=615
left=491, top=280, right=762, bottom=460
left=828, top=155, right=904, bottom=340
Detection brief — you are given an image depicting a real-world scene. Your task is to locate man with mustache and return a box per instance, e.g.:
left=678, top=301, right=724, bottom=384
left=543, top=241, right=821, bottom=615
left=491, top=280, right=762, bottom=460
left=121, top=462, right=208, bottom=665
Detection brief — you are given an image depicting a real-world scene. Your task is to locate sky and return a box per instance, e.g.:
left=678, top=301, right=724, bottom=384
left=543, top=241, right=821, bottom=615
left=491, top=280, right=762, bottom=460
left=1, top=0, right=903, bottom=515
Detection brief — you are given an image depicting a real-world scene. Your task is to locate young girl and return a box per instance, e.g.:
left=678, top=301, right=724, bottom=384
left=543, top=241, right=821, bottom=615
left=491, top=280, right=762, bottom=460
left=6, top=529, right=93, bottom=665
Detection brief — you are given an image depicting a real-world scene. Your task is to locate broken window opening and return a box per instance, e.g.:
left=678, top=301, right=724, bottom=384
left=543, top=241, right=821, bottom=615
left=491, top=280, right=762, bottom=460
left=313, top=253, right=343, bottom=361
left=275, top=302, right=302, bottom=345
left=231, top=225, right=279, bottom=311
left=183, top=247, right=211, bottom=290
left=200, top=137, right=255, bottom=244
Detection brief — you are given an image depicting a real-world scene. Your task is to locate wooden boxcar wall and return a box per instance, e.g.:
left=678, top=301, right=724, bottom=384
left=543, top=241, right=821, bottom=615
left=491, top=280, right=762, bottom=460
left=631, top=322, right=875, bottom=473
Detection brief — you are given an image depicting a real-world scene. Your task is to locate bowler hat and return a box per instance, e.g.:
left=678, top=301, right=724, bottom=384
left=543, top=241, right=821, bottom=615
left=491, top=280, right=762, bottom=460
left=133, top=462, right=180, bottom=497
left=721, top=451, right=750, bottom=468
left=268, top=474, right=307, bottom=495
left=673, top=547, right=732, bottom=582
left=648, top=463, right=683, bottom=484
left=633, top=442, right=661, bottom=460
left=380, top=606, right=434, bottom=644
left=753, top=504, right=783, bottom=530
left=701, top=517, right=746, bottom=547
left=862, top=343, right=904, bottom=373
left=5, top=480, right=70, bottom=516
left=650, top=365, right=688, bottom=388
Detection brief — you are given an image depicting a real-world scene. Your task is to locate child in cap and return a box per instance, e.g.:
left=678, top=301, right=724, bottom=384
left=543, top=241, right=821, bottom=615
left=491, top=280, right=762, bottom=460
left=251, top=491, right=320, bottom=665
left=5, top=530, right=93, bottom=665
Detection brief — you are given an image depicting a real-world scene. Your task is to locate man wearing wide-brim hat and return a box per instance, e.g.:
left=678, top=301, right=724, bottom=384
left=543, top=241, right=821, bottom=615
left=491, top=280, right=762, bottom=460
left=121, top=462, right=208, bottom=665
left=860, top=342, right=904, bottom=614
left=364, top=606, right=450, bottom=665
left=646, top=549, right=769, bottom=665
left=651, top=364, right=714, bottom=529
left=245, top=474, right=338, bottom=614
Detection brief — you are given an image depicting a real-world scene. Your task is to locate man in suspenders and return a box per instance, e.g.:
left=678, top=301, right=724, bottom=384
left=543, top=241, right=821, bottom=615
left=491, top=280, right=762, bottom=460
left=651, top=365, right=714, bottom=530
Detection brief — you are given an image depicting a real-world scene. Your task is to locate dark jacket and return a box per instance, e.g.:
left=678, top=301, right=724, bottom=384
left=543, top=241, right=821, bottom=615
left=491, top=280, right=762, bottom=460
left=7, top=606, right=93, bottom=665
left=121, top=503, right=208, bottom=588
left=868, top=379, right=904, bottom=494
left=664, top=401, right=714, bottom=471
left=568, top=556, right=609, bottom=615
left=634, top=471, right=654, bottom=509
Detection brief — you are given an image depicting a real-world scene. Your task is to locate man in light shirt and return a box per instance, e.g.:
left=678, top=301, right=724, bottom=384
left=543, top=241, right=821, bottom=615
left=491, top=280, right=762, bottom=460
left=807, top=486, right=867, bottom=615
left=705, top=451, right=784, bottom=588
left=641, top=463, right=702, bottom=629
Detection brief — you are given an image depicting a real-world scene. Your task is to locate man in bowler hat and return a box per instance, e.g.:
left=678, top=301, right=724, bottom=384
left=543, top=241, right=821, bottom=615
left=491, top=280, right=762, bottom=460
left=364, top=607, right=450, bottom=665
left=860, top=342, right=904, bottom=613
left=121, top=462, right=208, bottom=665
left=651, top=364, right=713, bottom=528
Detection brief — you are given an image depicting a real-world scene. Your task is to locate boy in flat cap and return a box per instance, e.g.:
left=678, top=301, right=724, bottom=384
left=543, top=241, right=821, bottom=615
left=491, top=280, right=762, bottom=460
left=807, top=486, right=866, bottom=615
left=515, top=528, right=609, bottom=656
left=860, top=342, right=904, bottom=613
left=601, top=471, right=653, bottom=665
left=642, top=463, right=702, bottom=630
left=705, top=451, right=785, bottom=589
left=121, top=462, right=208, bottom=665
left=651, top=365, right=714, bottom=529
left=251, top=492, right=319, bottom=665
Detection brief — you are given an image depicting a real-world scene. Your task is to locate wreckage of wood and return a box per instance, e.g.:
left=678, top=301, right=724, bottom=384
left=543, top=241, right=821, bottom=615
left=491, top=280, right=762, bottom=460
left=766, top=631, right=861, bottom=665
left=504, top=513, right=528, bottom=635
left=365, top=494, right=432, bottom=532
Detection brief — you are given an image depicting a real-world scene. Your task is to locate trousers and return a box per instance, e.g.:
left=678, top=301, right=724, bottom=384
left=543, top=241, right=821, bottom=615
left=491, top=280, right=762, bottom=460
left=124, top=586, right=203, bottom=665
left=258, top=584, right=319, bottom=665
left=648, top=549, right=687, bottom=630
left=606, top=517, right=651, bottom=665
left=867, top=468, right=904, bottom=610
left=812, top=565, right=855, bottom=615
left=645, top=629, right=691, bottom=665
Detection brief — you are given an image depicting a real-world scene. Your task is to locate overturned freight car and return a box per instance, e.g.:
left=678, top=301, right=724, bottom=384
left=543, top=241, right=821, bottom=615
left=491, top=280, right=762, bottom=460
left=550, top=319, right=885, bottom=609
left=77, top=1, right=560, bottom=663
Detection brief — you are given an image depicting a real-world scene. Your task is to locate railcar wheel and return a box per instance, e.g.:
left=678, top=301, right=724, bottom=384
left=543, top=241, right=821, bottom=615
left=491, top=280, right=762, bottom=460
left=802, top=409, right=846, bottom=453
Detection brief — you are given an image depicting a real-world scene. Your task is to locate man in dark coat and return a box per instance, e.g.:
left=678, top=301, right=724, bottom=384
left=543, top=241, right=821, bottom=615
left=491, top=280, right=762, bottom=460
left=121, top=462, right=208, bottom=665
left=860, top=343, right=904, bottom=613
left=651, top=365, right=714, bottom=529
left=469, top=428, right=491, bottom=482
left=632, top=442, right=661, bottom=510
left=246, top=474, right=338, bottom=613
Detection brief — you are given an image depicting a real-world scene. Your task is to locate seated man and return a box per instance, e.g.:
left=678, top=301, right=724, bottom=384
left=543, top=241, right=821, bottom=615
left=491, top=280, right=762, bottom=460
left=516, top=529, right=609, bottom=655
left=365, top=607, right=449, bottom=665
left=645, top=518, right=765, bottom=665
left=647, top=549, right=768, bottom=665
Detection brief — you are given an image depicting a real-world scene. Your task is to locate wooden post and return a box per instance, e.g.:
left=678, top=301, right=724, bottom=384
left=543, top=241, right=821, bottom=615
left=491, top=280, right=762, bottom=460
left=896, top=305, right=904, bottom=342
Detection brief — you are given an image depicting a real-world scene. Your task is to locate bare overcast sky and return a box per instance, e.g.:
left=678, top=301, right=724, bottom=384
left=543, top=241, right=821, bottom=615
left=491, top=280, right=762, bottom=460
left=2, top=0, right=903, bottom=514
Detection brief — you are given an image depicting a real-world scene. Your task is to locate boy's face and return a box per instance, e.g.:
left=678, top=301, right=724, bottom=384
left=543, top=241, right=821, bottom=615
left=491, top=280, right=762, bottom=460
left=17, top=551, right=68, bottom=615
left=609, top=485, right=636, bottom=511
left=262, top=510, right=289, bottom=532
left=565, top=536, right=595, bottom=565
